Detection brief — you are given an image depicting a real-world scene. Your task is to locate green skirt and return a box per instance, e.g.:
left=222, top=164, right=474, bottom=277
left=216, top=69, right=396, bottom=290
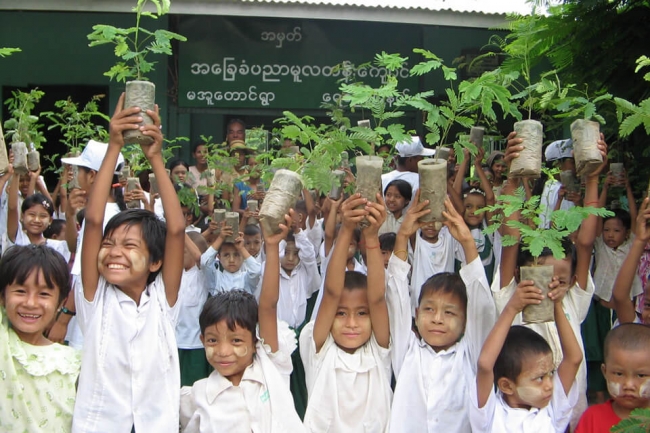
left=178, top=348, right=213, bottom=387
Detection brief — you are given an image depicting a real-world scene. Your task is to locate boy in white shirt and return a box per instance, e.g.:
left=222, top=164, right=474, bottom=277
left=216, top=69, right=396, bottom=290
left=386, top=193, right=497, bottom=433
left=300, top=193, right=392, bottom=432
left=471, top=279, right=582, bottom=432
left=180, top=213, right=304, bottom=433
left=201, top=223, right=261, bottom=294
left=242, top=223, right=264, bottom=264
left=73, top=98, right=185, bottom=432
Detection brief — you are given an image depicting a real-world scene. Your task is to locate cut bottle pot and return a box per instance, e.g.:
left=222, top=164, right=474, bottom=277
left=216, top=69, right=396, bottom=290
left=329, top=170, right=346, bottom=200
left=571, top=119, right=602, bottom=178
left=123, top=80, right=156, bottom=146
left=354, top=156, right=383, bottom=229
left=27, top=144, right=40, bottom=172
left=224, top=212, right=239, bottom=243
left=521, top=265, right=555, bottom=323
left=510, top=120, right=543, bottom=178
left=213, top=208, right=226, bottom=234
left=0, top=123, right=9, bottom=175
left=247, top=200, right=259, bottom=226
left=469, top=126, right=485, bottom=147
left=126, top=177, right=141, bottom=209
left=12, top=142, right=29, bottom=175
left=418, top=159, right=447, bottom=229
left=259, top=169, right=303, bottom=235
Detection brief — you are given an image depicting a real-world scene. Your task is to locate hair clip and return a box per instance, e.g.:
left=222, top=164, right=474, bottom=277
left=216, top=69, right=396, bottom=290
left=42, top=200, right=51, bottom=209
left=463, top=188, right=486, bottom=198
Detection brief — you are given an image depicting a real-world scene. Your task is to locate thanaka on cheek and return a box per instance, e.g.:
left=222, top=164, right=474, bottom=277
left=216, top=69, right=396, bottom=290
left=607, top=381, right=621, bottom=398
left=233, top=345, right=248, bottom=358
left=129, top=250, right=147, bottom=273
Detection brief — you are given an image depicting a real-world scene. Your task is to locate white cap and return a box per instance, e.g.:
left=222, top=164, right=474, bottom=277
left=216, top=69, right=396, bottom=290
left=544, top=139, right=573, bottom=162
left=60, top=140, right=125, bottom=172
left=395, top=136, right=435, bottom=158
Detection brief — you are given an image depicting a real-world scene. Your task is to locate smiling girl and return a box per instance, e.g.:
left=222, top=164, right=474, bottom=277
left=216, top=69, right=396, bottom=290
left=379, top=179, right=411, bottom=235
left=0, top=244, right=80, bottom=432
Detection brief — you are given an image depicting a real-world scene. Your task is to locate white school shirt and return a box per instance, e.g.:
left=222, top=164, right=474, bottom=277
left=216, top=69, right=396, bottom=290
left=493, top=276, right=594, bottom=427
left=256, top=230, right=320, bottom=328
left=453, top=224, right=502, bottom=285
left=409, top=227, right=458, bottom=312
left=378, top=211, right=404, bottom=236
left=468, top=372, right=578, bottom=433
left=201, top=247, right=262, bottom=295
left=305, top=217, right=324, bottom=265
left=176, top=265, right=209, bottom=349
left=300, top=321, right=393, bottom=433
left=2, top=222, right=71, bottom=262
left=538, top=179, right=575, bottom=229
left=180, top=321, right=305, bottom=433
left=594, top=236, right=643, bottom=302
left=386, top=255, right=497, bottom=433
left=73, top=274, right=181, bottom=433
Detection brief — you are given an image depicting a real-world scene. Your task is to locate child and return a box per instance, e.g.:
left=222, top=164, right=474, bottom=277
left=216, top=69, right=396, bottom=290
left=201, top=223, right=261, bottom=294
left=471, top=278, right=583, bottom=432
left=44, top=218, right=67, bottom=240
left=5, top=174, right=71, bottom=262
left=243, top=223, right=264, bottom=263
left=612, top=197, right=650, bottom=325
left=0, top=244, right=80, bottom=432
left=300, top=193, right=392, bottom=432
left=176, top=233, right=211, bottom=386
left=179, top=213, right=305, bottom=432
left=493, top=131, right=607, bottom=427
left=379, top=232, right=396, bottom=269
left=379, top=179, right=411, bottom=235
left=575, top=323, right=650, bottom=432
left=387, top=193, right=497, bottom=433
left=73, top=96, right=185, bottom=432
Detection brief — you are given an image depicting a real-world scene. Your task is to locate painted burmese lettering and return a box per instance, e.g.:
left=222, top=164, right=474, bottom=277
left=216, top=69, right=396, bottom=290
left=214, top=92, right=223, bottom=101
left=211, top=63, right=221, bottom=75
left=186, top=91, right=196, bottom=101
left=291, top=65, right=302, bottom=82
left=259, top=91, right=275, bottom=106
left=248, top=86, right=258, bottom=101
left=239, top=61, right=250, bottom=75
left=275, top=32, right=285, bottom=48
left=262, top=64, right=280, bottom=82
left=251, top=64, right=262, bottom=75
left=223, top=57, right=236, bottom=81
left=260, top=31, right=270, bottom=41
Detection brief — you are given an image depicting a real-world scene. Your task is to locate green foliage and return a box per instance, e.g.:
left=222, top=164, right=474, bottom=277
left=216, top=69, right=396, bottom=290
left=0, top=47, right=21, bottom=57
left=43, top=95, right=110, bottom=154
left=3, top=89, right=46, bottom=148
left=177, top=182, right=201, bottom=217
left=611, top=407, right=650, bottom=432
left=122, top=134, right=186, bottom=174
left=406, top=49, right=520, bottom=162
left=481, top=186, right=612, bottom=259
left=87, top=0, right=186, bottom=82
left=616, top=56, right=650, bottom=137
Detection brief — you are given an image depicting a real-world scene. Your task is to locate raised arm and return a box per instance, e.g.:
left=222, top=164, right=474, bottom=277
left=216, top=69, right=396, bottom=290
left=476, top=280, right=544, bottom=407
left=453, top=148, right=470, bottom=195
left=6, top=172, right=20, bottom=242
left=612, top=197, right=650, bottom=324
left=623, top=170, right=638, bottom=231
left=363, top=193, right=390, bottom=349
left=554, top=294, right=583, bottom=395
left=258, top=212, right=292, bottom=352
left=313, top=194, right=368, bottom=352
left=323, top=195, right=343, bottom=257
left=143, top=107, right=185, bottom=306
left=575, top=134, right=608, bottom=290
left=81, top=94, right=135, bottom=301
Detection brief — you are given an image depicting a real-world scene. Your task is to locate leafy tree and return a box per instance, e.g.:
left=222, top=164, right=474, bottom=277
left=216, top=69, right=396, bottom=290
left=3, top=89, right=46, bottom=148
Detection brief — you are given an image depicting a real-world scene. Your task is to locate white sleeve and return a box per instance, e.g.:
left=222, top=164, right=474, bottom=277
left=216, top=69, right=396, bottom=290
left=304, top=219, right=324, bottom=261
left=564, top=275, right=595, bottom=325
left=243, top=255, right=262, bottom=294
left=385, top=254, right=414, bottom=378
left=295, top=230, right=321, bottom=295
left=468, top=378, right=496, bottom=433
left=550, top=371, right=579, bottom=431
left=75, top=276, right=106, bottom=335
left=461, top=257, right=498, bottom=369
left=179, top=386, right=198, bottom=432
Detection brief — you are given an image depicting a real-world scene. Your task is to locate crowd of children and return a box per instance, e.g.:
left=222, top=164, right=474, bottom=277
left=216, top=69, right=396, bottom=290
left=1, top=97, right=650, bottom=433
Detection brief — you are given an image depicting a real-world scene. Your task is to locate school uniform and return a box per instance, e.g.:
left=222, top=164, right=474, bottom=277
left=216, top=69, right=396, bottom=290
left=180, top=321, right=305, bottom=433
left=300, top=321, right=392, bottom=432
left=73, top=274, right=181, bottom=433
left=200, top=247, right=261, bottom=295
left=304, top=217, right=323, bottom=265
left=593, top=236, right=643, bottom=302
left=493, top=276, right=595, bottom=428
left=386, top=255, right=497, bottom=433
left=469, top=373, right=578, bottom=433
left=2, top=222, right=71, bottom=262
left=378, top=212, right=404, bottom=236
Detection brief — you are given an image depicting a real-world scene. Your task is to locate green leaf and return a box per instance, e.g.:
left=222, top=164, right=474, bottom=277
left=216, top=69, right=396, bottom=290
left=0, top=47, right=21, bottom=57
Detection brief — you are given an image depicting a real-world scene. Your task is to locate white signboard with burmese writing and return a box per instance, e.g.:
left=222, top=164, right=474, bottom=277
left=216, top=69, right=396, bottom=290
left=178, top=16, right=420, bottom=109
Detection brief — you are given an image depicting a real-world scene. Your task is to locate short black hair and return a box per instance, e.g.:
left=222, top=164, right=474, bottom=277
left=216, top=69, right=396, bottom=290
left=604, top=208, right=632, bottom=231
left=604, top=323, right=650, bottom=362
left=243, top=224, right=261, bottom=237
left=227, top=118, right=246, bottom=131
left=199, top=290, right=257, bottom=340
left=22, top=193, right=55, bottom=217
left=44, top=219, right=66, bottom=239
left=384, top=179, right=412, bottom=202
left=344, top=271, right=367, bottom=291
left=418, top=272, right=468, bottom=311
left=494, top=326, right=552, bottom=382
left=192, top=141, right=207, bottom=153
left=167, top=158, right=189, bottom=172
left=103, top=209, right=166, bottom=285
left=517, top=238, right=577, bottom=276
left=295, top=200, right=308, bottom=215
left=0, top=244, right=71, bottom=303
left=379, top=232, right=396, bottom=251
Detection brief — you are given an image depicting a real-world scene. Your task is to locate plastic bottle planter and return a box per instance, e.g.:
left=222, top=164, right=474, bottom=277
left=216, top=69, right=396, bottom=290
left=354, top=156, right=383, bottom=229
left=259, top=169, right=303, bottom=235
left=418, top=159, right=447, bottom=229
left=560, top=170, right=580, bottom=194
left=0, top=124, right=8, bottom=175
left=121, top=165, right=131, bottom=183
left=510, top=120, right=543, bottom=178
left=27, top=145, right=40, bottom=172
left=521, top=265, right=555, bottom=323
left=126, top=177, right=141, bottom=209
left=329, top=170, right=346, bottom=200
left=247, top=200, right=259, bottom=226
left=224, top=212, right=239, bottom=243
left=610, top=163, right=624, bottom=185
left=435, top=147, right=451, bottom=161
left=12, top=142, right=29, bottom=175
left=68, top=151, right=82, bottom=190
left=469, top=126, right=485, bottom=147
left=340, top=151, right=350, bottom=170
left=148, top=173, right=158, bottom=195
left=124, top=81, right=155, bottom=146
left=213, top=208, right=226, bottom=234
left=571, top=119, right=602, bottom=178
